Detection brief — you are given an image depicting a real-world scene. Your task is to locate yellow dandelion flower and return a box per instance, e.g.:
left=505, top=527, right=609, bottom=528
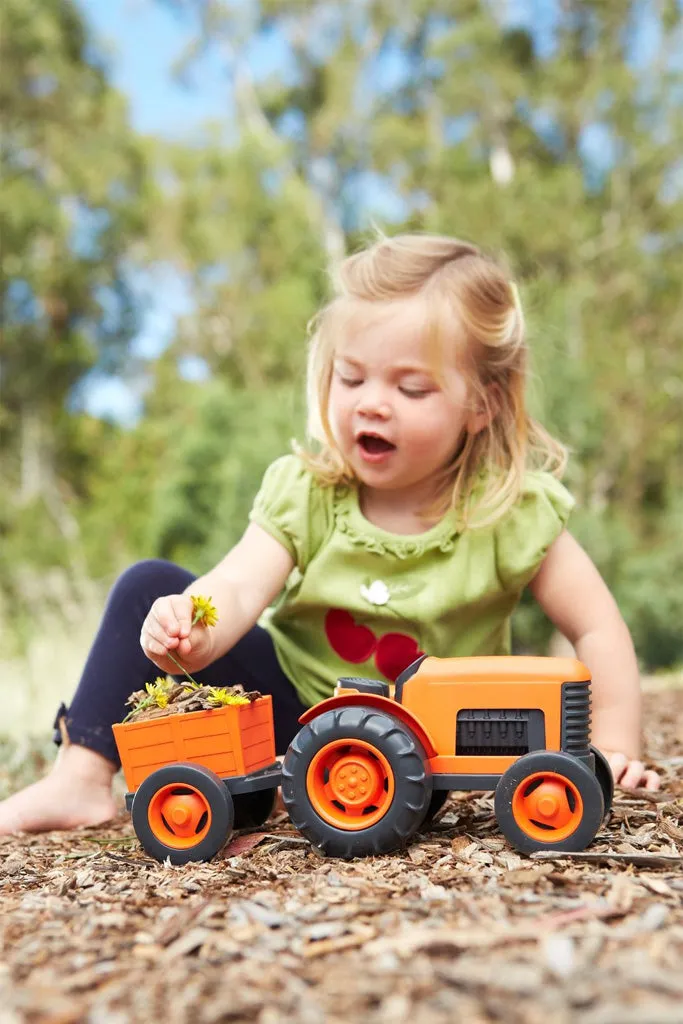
left=145, top=678, right=171, bottom=708
left=122, top=677, right=173, bottom=721
left=206, top=686, right=250, bottom=707
left=191, top=595, right=219, bottom=628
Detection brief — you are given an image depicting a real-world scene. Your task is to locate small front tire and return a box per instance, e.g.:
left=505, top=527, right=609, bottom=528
left=590, top=745, right=614, bottom=821
left=495, top=751, right=604, bottom=854
left=131, top=763, right=234, bottom=864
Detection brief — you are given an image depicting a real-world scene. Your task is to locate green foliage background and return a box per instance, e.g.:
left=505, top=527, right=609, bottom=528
left=1, top=0, right=682, bottom=671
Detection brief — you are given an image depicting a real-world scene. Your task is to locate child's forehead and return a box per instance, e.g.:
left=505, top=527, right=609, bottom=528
left=333, top=295, right=463, bottom=365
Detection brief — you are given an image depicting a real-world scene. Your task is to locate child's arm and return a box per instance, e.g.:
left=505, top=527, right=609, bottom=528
left=140, top=523, right=295, bottom=675
left=528, top=530, right=660, bottom=791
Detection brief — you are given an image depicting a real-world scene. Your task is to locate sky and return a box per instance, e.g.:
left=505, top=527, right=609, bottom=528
left=81, top=0, right=230, bottom=136
left=76, top=0, right=233, bottom=422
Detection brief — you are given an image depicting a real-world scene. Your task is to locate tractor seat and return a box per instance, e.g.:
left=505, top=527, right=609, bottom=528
left=337, top=677, right=390, bottom=698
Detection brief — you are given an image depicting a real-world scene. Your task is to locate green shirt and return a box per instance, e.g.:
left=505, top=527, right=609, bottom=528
left=249, top=455, right=574, bottom=708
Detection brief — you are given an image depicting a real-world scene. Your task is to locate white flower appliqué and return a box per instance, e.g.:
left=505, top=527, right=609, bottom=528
left=360, top=580, right=390, bottom=606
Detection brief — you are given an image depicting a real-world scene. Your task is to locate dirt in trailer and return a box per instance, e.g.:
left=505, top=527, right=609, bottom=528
left=122, top=682, right=263, bottom=723
left=1, top=684, right=682, bottom=1024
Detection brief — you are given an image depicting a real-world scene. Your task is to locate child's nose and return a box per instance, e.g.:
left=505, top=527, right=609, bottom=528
left=357, top=386, right=391, bottom=418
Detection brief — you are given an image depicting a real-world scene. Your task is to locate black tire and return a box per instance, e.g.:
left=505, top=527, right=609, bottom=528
left=421, top=789, right=451, bottom=826
left=494, top=751, right=604, bottom=854
left=131, top=763, right=234, bottom=865
left=590, top=745, right=614, bottom=820
left=281, top=707, right=432, bottom=858
left=232, top=788, right=277, bottom=829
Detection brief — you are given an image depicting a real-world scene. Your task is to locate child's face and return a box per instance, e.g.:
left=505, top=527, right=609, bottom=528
left=328, top=298, right=479, bottom=505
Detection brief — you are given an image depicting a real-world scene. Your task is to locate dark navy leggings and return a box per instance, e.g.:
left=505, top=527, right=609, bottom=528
left=53, top=559, right=308, bottom=764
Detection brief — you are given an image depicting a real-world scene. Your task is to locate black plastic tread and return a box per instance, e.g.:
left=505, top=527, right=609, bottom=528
left=281, top=706, right=432, bottom=858
left=590, top=744, right=614, bottom=821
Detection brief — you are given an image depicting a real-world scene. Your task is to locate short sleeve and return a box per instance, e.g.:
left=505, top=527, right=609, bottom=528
left=249, top=455, right=330, bottom=571
left=495, top=472, right=575, bottom=592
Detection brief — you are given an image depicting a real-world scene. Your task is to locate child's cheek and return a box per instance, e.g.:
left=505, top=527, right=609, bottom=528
left=327, top=394, right=347, bottom=444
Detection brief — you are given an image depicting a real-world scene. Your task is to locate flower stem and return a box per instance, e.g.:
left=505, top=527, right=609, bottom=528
left=165, top=649, right=201, bottom=687
left=122, top=696, right=153, bottom=724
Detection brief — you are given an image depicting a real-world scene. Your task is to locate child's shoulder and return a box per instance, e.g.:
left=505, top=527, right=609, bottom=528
left=252, top=454, right=335, bottom=528
left=258, top=452, right=333, bottom=500
left=250, top=454, right=334, bottom=566
left=493, top=470, right=575, bottom=591
left=516, top=468, right=575, bottom=514
left=260, top=452, right=312, bottom=485
left=254, top=453, right=321, bottom=511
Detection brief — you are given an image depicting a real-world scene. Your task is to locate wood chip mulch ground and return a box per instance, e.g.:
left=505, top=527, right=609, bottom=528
left=1, top=683, right=681, bottom=1024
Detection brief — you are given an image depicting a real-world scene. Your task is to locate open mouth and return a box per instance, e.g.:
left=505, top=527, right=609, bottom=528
left=357, top=433, right=397, bottom=455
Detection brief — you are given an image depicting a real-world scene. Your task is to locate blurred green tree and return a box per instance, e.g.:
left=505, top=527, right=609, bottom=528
left=0, top=0, right=152, bottom=625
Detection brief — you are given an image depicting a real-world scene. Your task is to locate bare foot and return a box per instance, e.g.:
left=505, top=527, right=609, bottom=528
left=0, top=743, right=118, bottom=835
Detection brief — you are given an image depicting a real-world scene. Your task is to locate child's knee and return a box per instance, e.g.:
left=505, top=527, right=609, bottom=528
left=108, top=559, right=191, bottom=608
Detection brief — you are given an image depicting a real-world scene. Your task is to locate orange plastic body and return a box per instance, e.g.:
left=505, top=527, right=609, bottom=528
left=405, top=655, right=587, bottom=775
left=113, top=696, right=276, bottom=793
left=299, top=692, right=438, bottom=757
left=303, top=656, right=590, bottom=778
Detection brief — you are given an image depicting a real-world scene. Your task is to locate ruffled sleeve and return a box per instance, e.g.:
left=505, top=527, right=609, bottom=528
left=249, top=455, right=331, bottom=571
left=495, top=472, right=575, bottom=592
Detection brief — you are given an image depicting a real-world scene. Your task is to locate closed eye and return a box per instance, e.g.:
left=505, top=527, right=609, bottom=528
left=399, top=386, right=433, bottom=398
left=338, top=374, right=363, bottom=388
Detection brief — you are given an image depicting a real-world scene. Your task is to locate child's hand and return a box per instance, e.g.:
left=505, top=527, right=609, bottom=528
left=603, top=751, right=661, bottom=792
left=140, top=594, right=213, bottom=674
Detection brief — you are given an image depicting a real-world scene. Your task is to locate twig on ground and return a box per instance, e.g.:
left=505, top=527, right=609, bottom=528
left=531, top=850, right=682, bottom=868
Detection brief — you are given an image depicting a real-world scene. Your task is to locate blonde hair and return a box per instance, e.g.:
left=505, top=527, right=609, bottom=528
left=297, top=233, right=567, bottom=528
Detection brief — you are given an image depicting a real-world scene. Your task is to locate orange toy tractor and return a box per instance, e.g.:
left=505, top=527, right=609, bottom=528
left=114, top=655, right=613, bottom=864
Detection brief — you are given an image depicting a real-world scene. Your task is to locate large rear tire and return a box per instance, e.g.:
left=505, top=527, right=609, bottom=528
left=282, top=707, right=432, bottom=858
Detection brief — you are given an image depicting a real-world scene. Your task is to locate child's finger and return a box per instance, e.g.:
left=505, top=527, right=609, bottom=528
left=619, top=759, right=646, bottom=790
left=642, top=769, right=661, bottom=791
left=141, top=633, right=172, bottom=660
left=151, top=601, right=180, bottom=638
left=606, top=752, right=628, bottom=783
left=170, top=595, right=193, bottom=638
left=144, top=616, right=179, bottom=650
left=176, top=636, right=193, bottom=659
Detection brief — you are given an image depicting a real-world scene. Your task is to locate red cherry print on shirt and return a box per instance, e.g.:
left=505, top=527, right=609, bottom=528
left=374, top=633, right=424, bottom=682
left=325, top=609, right=378, bottom=664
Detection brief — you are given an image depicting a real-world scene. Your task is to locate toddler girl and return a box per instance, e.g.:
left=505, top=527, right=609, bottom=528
left=0, top=233, right=659, bottom=835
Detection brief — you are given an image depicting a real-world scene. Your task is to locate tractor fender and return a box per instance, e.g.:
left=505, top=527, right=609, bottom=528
left=298, top=694, right=437, bottom=758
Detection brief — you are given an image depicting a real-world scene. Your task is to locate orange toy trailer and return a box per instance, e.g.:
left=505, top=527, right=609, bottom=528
left=113, top=696, right=281, bottom=864
left=281, top=655, right=613, bottom=857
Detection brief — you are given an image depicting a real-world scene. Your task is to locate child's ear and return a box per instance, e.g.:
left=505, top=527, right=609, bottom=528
left=466, top=383, right=501, bottom=435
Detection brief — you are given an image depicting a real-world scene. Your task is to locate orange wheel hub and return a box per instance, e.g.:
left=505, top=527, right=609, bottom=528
left=306, top=740, right=395, bottom=830
left=148, top=784, right=212, bottom=850
left=512, top=771, right=583, bottom=843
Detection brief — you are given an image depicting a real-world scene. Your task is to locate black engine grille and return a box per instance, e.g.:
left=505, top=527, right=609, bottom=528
left=561, top=681, right=591, bottom=756
left=456, top=709, right=544, bottom=756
